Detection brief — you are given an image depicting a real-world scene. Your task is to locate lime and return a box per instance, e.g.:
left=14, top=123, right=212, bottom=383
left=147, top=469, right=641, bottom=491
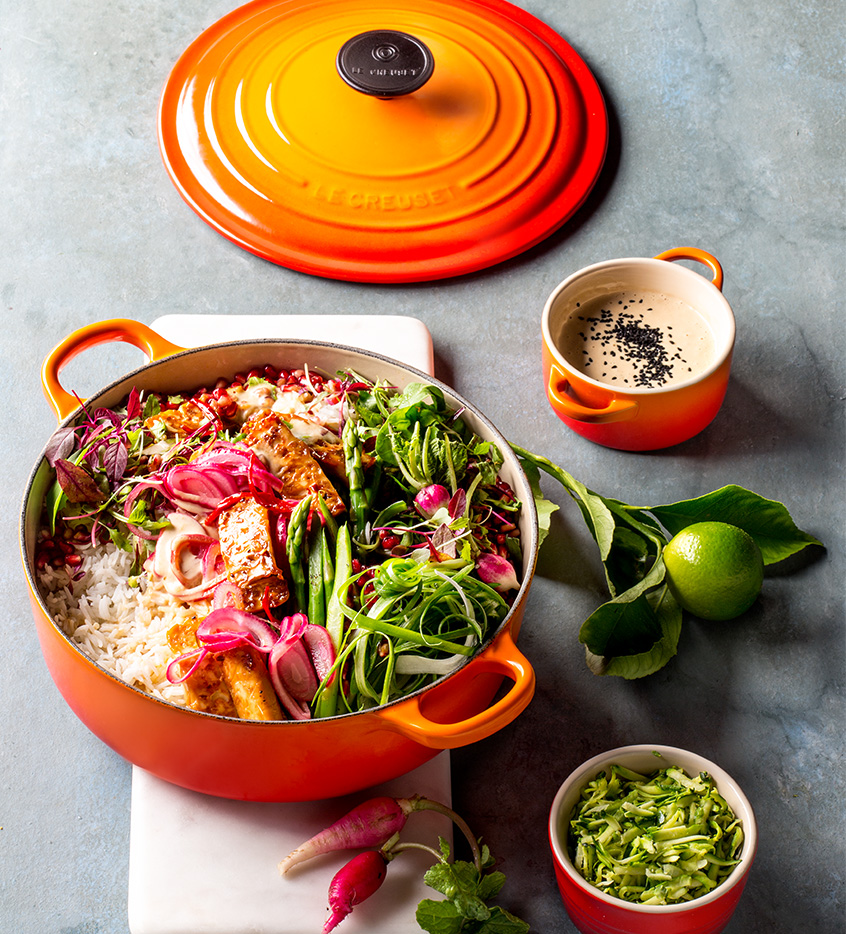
left=663, top=521, right=764, bottom=621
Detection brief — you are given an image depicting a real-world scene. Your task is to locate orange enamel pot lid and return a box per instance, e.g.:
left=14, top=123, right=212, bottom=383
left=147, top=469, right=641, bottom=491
left=158, top=0, right=608, bottom=283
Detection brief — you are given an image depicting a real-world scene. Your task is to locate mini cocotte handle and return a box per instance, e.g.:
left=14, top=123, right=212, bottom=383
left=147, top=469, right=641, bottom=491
left=376, top=628, right=535, bottom=748
left=547, top=365, right=639, bottom=424
left=653, top=246, right=724, bottom=290
left=41, top=319, right=186, bottom=422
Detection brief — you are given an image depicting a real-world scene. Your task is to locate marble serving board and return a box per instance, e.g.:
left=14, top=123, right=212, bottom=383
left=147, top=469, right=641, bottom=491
left=127, top=314, right=449, bottom=934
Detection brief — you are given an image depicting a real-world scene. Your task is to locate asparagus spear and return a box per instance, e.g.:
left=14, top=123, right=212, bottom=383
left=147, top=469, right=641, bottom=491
left=286, top=494, right=313, bottom=614
left=316, top=493, right=338, bottom=544
left=314, top=523, right=353, bottom=719
left=343, top=419, right=368, bottom=542
left=308, top=522, right=327, bottom=628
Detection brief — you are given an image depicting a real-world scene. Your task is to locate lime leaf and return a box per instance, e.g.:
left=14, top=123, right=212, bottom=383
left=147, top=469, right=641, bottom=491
left=648, top=485, right=821, bottom=565
left=511, top=445, right=614, bottom=559
left=517, top=456, right=559, bottom=549
left=579, top=590, right=665, bottom=659
left=603, top=525, right=656, bottom=596
left=587, top=587, right=683, bottom=678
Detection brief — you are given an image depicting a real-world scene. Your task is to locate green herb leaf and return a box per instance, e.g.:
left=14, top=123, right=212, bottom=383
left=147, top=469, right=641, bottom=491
left=580, top=590, right=664, bottom=658
left=511, top=445, right=615, bottom=560
left=416, top=839, right=529, bottom=934
left=44, top=479, right=67, bottom=535
left=516, top=456, right=559, bottom=549
left=513, top=444, right=821, bottom=679
left=585, top=588, right=683, bottom=678
left=416, top=899, right=466, bottom=934
left=648, top=484, right=822, bottom=565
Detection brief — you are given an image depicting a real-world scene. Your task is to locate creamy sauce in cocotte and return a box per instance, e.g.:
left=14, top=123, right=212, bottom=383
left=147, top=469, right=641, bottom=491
left=557, top=291, right=716, bottom=388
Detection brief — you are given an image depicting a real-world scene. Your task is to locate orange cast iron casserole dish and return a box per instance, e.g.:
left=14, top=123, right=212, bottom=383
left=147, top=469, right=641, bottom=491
left=20, top=320, right=539, bottom=801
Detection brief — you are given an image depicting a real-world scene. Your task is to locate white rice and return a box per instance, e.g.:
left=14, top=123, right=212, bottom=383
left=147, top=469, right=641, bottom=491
left=38, top=544, right=206, bottom=705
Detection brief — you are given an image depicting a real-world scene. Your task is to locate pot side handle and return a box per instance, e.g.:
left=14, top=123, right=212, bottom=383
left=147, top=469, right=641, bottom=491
left=42, top=319, right=186, bottom=421
left=375, top=629, right=535, bottom=749
left=653, top=247, right=724, bottom=291
left=548, top=365, right=638, bottom=424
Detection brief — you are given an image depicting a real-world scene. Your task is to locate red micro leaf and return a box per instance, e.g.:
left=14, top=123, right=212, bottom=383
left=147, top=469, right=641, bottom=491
left=54, top=459, right=107, bottom=504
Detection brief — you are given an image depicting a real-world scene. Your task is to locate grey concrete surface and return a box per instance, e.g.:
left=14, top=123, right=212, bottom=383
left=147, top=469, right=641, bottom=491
left=1, top=0, right=843, bottom=932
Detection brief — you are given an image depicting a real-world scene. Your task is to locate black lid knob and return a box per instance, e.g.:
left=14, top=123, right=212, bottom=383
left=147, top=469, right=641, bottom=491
left=337, top=30, right=434, bottom=98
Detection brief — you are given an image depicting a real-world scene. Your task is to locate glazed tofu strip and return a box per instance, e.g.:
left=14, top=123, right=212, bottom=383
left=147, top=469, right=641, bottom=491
left=167, top=620, right=237, bottom=718
left=145, top=398, right=210, bottom=436
left=167, top=619, right=283, bottom=721
left=244, top=410, right=346, bottom=516
left=217, top=497, right=289, bottom=612
left=221, top=646, right=284, bottom=721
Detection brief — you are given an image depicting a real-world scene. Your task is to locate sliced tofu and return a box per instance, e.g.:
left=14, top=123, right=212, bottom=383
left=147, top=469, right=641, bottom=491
left=145, top=399, right=210, bottom=436
left=221, top=646, right=284, bottom=721
left=167, top=619, right=237, bottom=718
left=244, top=411, right=346, bottom=516
left=217, top=497, right=289, bottom=612
left=167, top=619, right=283, bottom=721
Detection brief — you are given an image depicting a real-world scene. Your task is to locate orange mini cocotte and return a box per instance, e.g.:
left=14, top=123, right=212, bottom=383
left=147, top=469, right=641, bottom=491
left=541, top=248, right=736, bottom=451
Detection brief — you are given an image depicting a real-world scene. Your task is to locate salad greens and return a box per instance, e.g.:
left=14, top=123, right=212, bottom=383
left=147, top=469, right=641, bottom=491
left=512, top=445, right=822, bottom=679
left=39, top=370, right=526, bottom=719
left=568, top=762, right=744, bottom=904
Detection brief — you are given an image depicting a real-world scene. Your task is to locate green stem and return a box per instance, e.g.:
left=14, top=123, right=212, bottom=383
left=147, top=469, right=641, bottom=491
left=409, top=797, right=483, bottom=872
left=307, top=523, right=326, bottom=628
left=385, top=840, right=444, bottom=863
left=346, top=614, right=475, bottom=656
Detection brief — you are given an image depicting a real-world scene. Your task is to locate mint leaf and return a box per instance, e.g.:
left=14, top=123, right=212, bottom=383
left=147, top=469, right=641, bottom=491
left=423, top=858, right=487, bottom=909
left=416, top=899, right=464, bottom=934
left=648, top=485, right=821, bottom=565
left=477, top=870, right=506, bottom=901
left=471, top=905, right=530, bottom=934
left=416, top=902, right=530, bottom=934
left=417, top=837, right=529, bottom=934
